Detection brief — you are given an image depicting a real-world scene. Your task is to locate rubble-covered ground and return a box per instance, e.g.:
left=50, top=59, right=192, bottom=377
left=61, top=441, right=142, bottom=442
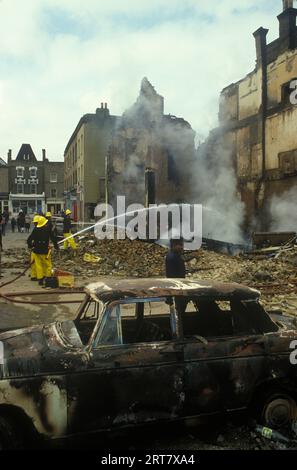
left=1, top=232, right=297, bottom=450
left=3, top=233, right=296, bottom=317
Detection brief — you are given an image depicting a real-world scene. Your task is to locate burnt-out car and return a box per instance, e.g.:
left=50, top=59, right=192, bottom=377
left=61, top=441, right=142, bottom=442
left=0, top=278, right=297, bottom=448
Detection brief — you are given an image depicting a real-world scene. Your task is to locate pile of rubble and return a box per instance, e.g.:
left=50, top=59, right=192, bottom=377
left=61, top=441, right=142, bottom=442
left=186, top=247, right=297, bottom=316
left=55, top=236, right=168, bottom=279
left=2, top=235, right=297, bottom=316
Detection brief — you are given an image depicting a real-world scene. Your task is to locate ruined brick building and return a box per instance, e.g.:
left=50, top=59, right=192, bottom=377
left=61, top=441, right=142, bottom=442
left=202, top=1, right=297, bottom=230
left=107, top=78, right=196, bottom=209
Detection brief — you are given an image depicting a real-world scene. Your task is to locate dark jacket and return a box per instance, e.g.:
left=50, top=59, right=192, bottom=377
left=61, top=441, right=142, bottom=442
left=27, top=224, right=58, bottom=254
left=47, top=219, right=58, bottom=239
left=18, top=213, right=25, bottom=228
left=63, top=216, right=72, bottom=233
left=165, top=251, right=186, bottom=278
left=0, top=216, right=2, bottom=249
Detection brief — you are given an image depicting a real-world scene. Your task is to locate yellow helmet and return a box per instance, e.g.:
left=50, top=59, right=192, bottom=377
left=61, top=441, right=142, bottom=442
left=46, top=211, right=52, bottom=218
left=65, top=209, right=71, bottom=215
left=33, top=215, right=40, bottom=224
left=37, top=216, right=48, bottom=228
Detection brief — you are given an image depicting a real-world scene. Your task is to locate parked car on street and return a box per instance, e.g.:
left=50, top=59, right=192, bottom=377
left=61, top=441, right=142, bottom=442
left=0, top=278, right=296, bottom=448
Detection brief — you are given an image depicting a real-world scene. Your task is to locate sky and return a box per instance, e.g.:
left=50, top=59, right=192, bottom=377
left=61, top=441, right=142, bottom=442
left=0, top=0, right=287, bottom=162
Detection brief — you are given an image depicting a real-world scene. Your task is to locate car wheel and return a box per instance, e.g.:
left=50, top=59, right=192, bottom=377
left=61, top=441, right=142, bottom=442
left=0, top=416, right=23, bottom=450
left=261, top=393, right=297, bottom=429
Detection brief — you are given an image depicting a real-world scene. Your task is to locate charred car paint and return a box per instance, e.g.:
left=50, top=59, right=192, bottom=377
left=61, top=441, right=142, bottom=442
left=0, top=278, right=296, bottom=446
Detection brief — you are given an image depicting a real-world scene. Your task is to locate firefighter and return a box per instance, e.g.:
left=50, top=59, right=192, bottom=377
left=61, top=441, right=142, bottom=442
left=29, top=215, right=40, bottom=281
left=45, top=211, right=53, bottom=230
left=27, top=216, right=58, bottom=285
left=63, top=209, right=77, bottom=251
left=46, top=211, right=58, bottom=238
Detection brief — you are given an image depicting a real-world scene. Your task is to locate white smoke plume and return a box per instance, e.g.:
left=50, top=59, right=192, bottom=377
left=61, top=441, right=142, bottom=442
left=193, top=134, right=246, bottom=244
left=109, top=78, right=246, bottom=245
left=269, top=186, right=297, bottom=232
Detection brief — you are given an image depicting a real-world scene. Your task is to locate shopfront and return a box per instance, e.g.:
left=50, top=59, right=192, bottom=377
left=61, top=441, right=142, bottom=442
left=9, top=193, right=46, bottom=216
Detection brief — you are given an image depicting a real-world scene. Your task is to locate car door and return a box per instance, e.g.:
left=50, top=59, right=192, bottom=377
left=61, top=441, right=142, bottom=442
left=182, top=299, right=267, bottom=417
left=67, top=297, right=186, bottom=434
left=183, top=334, right=267, bottom=417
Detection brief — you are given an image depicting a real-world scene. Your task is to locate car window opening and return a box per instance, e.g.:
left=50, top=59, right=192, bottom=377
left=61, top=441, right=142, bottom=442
left=178, top=297, right=278, bottom=338
left=83, top=294, right=279, bottom=349
left=95, top=299, right=175, bottom=347
left=75, top=296, right=103, bottom=345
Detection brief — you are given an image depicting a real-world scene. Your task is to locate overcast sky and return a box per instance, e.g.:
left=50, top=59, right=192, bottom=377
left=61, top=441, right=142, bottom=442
left=0, top=0, right=286, bottom=161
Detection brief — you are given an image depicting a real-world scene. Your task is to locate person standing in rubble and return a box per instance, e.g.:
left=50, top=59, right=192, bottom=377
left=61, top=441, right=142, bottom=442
left=165, top=238, right=187, bottom=318
left=63, top=209, right=77, bottom=252
left=27, top=216, right=59, bottom=286
left=165, top=238, right=186, bottom=279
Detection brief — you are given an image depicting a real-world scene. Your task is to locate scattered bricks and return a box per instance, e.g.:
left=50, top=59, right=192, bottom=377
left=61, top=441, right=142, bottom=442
left=3, top=236, right=297, bottom=317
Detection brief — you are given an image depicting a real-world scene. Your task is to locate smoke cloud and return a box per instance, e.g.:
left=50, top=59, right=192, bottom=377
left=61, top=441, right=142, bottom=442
left=193, top=131, right=246, bottom=244
left=269, top=186, right=297, bottom=232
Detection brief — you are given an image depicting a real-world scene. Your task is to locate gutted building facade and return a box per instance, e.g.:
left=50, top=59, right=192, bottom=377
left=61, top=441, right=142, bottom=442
left=64, top=104, right=119, bottom=221
left=204, top=1, right=297, bottom=228
left=107, top=78, right=196, bottom=209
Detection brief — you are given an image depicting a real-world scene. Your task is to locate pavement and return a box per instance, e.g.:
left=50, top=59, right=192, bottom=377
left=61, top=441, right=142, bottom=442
left=0, top=228, right=84, bottom=329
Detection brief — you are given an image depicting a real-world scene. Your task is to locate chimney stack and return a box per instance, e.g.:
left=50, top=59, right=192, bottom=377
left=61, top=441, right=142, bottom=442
left=101, top=102, right=103, bottom=108
left=42, top=149, right=46, bottom=161
left=253, top=27, right=268, bottom=68
left=278, top=4, right=297, bottom=49
left=283, top=0, right=293, bottom=10
left=104, top=103, right=107, bottom=109
left=7, top=149, right=12, bottom=163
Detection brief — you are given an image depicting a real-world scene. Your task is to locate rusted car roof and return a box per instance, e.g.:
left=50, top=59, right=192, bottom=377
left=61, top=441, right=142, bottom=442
left=86, top=278, right=260, bottom=302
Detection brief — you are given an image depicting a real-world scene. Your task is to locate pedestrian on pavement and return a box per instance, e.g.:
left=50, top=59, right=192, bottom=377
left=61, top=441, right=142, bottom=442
left=0, top=213, right=5, bottom=236
left=11, top=217, right=16, bottom=233
left=17, top=210, right=25, bottom=233
left=2, top=210, right=8, bottom=235
left=0, top=214, right=3, bottom=249
left=27, top=216, right=59, bottom=285
left=25, top=214, right=31, bottom=233
left=63, top=209, right=77, bottom=252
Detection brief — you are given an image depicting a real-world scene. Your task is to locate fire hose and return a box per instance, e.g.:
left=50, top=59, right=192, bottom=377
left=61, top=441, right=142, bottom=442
left=0, top=290, right=84, bottom=305
left=0, top=256, right=84, bottom=305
